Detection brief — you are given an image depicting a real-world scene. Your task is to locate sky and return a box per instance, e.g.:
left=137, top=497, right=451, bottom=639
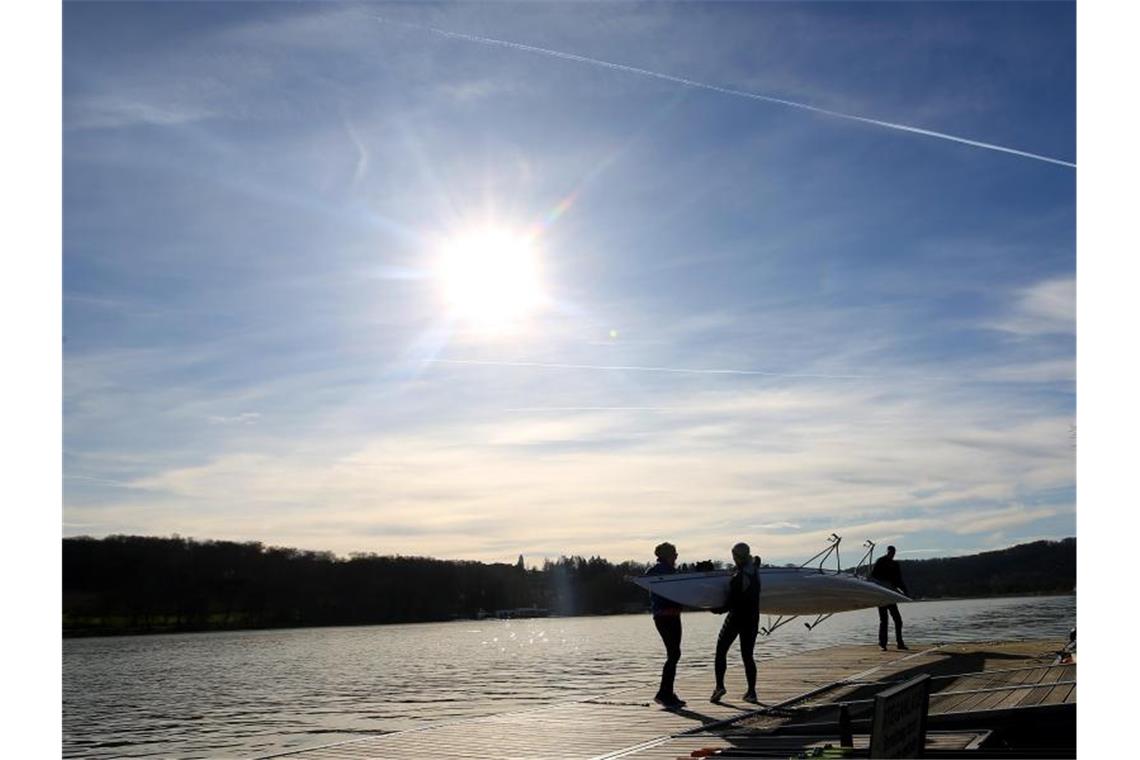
left=61, top=1, right=1077, bottom=566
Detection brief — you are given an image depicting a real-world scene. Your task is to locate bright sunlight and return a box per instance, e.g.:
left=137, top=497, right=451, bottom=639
left=433, top=225, right=546, bottom=333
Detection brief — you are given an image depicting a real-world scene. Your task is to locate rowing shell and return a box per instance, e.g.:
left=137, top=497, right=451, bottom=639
left=631, top=568, right=910, bottom=615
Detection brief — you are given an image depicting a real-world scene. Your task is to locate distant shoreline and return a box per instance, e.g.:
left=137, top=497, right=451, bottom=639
left=63, top=535, right=1076, bottom=639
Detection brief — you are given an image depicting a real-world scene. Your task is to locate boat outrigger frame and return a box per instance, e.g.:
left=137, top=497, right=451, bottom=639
left=760, top=535, right=879, bottom=636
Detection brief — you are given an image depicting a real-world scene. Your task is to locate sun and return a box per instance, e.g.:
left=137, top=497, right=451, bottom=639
left=433, top=225, right=546, bottom=333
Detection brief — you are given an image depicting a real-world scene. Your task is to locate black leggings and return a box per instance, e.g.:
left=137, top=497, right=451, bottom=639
left=654, top=615, right=682, bottom=698
left=878, top=604, right=903, bottom=647
left=714, top=613, right=758, bottom=692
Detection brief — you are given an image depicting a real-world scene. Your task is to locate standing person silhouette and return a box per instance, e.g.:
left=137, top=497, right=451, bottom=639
left=710, top=542, right=761, bottom=704
left=870, top=545, right=910, bottom=651
left=644, top=542, right=686, bottom=709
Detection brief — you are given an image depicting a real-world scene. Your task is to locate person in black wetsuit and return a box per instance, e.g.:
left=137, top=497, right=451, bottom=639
left=644, top=542, right=686, bottom=709
left=710, top=542, right=761, bottom=704
left=870, top=545, right=909, bottom=651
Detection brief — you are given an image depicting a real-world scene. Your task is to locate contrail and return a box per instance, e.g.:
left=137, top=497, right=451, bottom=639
left=430, top=358, right=874, bottom=379
left=377, top=18, right=1075, bottom=169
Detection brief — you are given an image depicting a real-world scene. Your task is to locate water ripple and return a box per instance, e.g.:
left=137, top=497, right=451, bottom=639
left=64, top=595, right=1074, bottom=759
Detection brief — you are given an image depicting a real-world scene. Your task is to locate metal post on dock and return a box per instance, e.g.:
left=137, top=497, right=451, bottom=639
left=838, top=703, right=854, bottom=748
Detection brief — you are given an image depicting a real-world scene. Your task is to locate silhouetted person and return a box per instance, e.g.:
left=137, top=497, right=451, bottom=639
left=710, top=542, right=761, bottom=704
left=644, top=542, right=686, bottom=709
left=870, top=545, right=909, bottom=651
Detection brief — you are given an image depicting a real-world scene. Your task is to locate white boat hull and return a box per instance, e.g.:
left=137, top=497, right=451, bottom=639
left=632, top=568, right=910, bottom=615
left=634, top=570, right=733, bottom=609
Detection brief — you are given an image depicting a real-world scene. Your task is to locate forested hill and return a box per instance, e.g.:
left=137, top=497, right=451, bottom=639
left=885, top=537, right=1075, bottom=599
left=63, top=535, right=1075, bottom=636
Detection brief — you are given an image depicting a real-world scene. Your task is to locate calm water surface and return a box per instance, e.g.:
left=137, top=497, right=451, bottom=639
left=63, top=595, right=1075, bottom=759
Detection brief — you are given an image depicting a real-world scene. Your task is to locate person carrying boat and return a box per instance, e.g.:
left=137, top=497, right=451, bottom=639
left=710, top=542, right=761, bottom=704
left=870, top=545, right=909, bottom=651
left=644, top=542, right=686, bottom=709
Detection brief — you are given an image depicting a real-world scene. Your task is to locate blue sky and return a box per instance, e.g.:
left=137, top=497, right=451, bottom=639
left=62, top=2, right=1075, bottom=565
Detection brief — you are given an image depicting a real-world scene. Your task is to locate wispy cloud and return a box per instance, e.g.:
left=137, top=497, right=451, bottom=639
left=988, top=276, right=1076, bottom=336
left=979, top=358, right=1075, bottom=384
left=431, top=357, right=877, bottom=379
left=63, top=366, right=1073, bottom=562
left=749, top=521, right=802, bottom=531
left=208, top=412, right=261, bottom=426
left=947, top=506, right=1061, bottom=535
left=66, top=95, right=219, bottom=131
left=435, top=78, right=523, bottom=103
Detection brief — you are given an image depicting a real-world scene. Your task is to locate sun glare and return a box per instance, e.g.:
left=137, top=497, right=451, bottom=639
left=434, top=226, right=546, bottom=333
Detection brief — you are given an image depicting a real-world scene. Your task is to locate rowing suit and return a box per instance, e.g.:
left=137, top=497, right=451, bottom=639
left=644, top=560, right=683, bottom=702
left=714, top=559, right=761, bottom=693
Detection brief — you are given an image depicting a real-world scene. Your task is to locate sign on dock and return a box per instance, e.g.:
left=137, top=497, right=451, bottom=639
left=869, top=673, right=931, bottom=758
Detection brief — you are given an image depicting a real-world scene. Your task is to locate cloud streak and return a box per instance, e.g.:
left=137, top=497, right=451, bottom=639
left=67, top=372, right=1073, bottom=563
left=377, top=18, right=1076, bottom=169
left=988, top=276, right=1076, bottom=336
left=430, top=358, right=876, bottom=379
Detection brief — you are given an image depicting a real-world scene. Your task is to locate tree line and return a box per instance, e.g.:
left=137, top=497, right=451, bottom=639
left=63, top=534, right=1074, bottom=636
left=887, top=537, right=1075, bottom=599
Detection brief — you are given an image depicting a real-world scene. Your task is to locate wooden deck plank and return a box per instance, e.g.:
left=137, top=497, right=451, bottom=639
left=930, top=665, right=1049, bottom=715
left=1018, top=663, right=1072, bottom=707
left=617, top=730, right=993, bottom=759
left=1040, top=670, right=1077, bottom=707
left=1051, top=683, right=1075, bottom=705
left=987, top=664, right=1048, bottom=711
left=962, top=662, right=1058, bottom=713
left=260, top=639, right=1071, bottom=760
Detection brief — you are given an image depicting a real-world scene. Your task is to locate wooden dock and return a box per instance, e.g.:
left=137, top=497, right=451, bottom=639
left=258, top=639, right=1074, bottom=759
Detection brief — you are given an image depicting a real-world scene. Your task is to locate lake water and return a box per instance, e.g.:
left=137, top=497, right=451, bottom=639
left=63, top=595, right=1075, bottom=759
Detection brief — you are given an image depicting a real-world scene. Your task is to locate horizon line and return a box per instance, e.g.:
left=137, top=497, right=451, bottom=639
left=61, top=530, right=1076, bottom=567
